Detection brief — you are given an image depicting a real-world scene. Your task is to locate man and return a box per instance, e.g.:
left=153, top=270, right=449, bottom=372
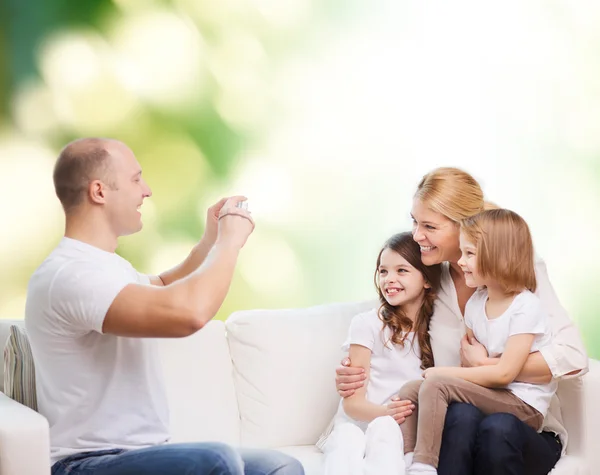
left=25, top=138, right=304, bottom=475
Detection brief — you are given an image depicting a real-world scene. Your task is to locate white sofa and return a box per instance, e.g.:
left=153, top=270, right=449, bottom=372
left=1, top=300, right=599, bottom=475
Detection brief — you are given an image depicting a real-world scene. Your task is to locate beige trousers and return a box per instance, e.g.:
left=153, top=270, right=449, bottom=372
left=398, top=375, right=544, bottom=468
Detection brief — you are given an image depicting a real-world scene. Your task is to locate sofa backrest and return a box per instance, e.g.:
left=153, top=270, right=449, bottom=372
left=0, top=319, right=241, bottom=446
left=226, top=300, right=378, bottom=448
left=225, top=301, right=594, bottom=458
left=160, top=320, right=240, bottom=445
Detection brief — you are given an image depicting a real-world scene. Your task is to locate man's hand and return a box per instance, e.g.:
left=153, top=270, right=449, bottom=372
left=335, top=357, right=366, bottom=398
left=216, top=197, right=255, bottom=250
left=460, top=334, right=489, bottom=367
left=203, top=197, right=240, bottom=246
left=386, top=398, right=415, bottom=424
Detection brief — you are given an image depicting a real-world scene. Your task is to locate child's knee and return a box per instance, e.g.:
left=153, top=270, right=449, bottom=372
left=367, top=415, right=400, bottom=437
left=421, top=374, right=457, bottom=391
left=366, top=416, right=403, bottom=450
left=419, top=374, right=459, bottom=403
left=328, top=423, right=365, bottom=450
left=397, top=379, right=422, bottom=402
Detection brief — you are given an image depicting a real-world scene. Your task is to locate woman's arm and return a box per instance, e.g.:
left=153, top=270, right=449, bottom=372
left=342, top=345, right=389, bottom=422
left=461, top=260, right=588, bottom=382
left=535, top=259, right=589, bottom=379
left=335, top=357, right=367, bottom=398
left=427, top=334, right=536, bottom=388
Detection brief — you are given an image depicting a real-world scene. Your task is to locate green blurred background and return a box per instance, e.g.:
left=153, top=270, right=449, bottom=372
left=0, top=1, right=598, bottom=358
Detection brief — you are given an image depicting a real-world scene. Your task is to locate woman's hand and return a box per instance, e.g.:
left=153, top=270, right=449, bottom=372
left=386, top=398, right=415, bottom=424
left=460, top=334, right=489, bottom=367
left=335, top=357, right=367, bottom=397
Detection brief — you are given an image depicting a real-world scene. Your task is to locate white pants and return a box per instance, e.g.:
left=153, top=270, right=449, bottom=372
left=322, top=416, right=406, bottom=475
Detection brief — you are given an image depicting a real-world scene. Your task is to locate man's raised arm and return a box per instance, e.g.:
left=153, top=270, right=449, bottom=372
left=104, top=198, right=254, bottom=338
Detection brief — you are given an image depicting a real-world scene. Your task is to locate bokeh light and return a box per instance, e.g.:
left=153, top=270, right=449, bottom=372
left=0, top=0, right=599, bottom=357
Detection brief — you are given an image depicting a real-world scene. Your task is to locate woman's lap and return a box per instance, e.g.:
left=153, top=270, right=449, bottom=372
left=439, top=403, right=561, bottom=475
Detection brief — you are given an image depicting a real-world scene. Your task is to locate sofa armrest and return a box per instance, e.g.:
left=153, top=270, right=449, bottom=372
left=557, top=358, right=600, bottom=470
left=0, top=391, right=50, bottom=475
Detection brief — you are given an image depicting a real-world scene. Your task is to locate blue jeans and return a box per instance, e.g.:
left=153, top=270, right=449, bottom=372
left=51, top=442, right=305, bottom=475
left=438, top=403, right=562, bottom=475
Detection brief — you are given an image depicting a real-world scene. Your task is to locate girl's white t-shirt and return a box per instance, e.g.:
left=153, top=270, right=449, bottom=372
left=342, top=309, right=424, bottom=407
left=428, top=260, right=585, bottom=452
left=317, top=308, right=423, bottom=448
left=465, top=289, right=558, bottom=416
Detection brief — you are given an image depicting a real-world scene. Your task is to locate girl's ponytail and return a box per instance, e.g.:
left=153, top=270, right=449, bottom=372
left=415, top=288, right=436, bottom=370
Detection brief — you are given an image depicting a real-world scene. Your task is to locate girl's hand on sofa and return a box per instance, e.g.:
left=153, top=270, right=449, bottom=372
left=386, top=398, right=415, bottom=424
left=335, top=357, right=366, bottom=397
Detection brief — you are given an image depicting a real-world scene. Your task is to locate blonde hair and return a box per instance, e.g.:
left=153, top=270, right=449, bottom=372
left=461, top=209, right=537, bottom=293
left=415, top=167, right=496, bottom=222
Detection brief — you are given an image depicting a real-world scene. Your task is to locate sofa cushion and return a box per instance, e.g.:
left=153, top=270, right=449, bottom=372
left=276, top=446, right=586, bottom=475
left=159, top=320, right=240, bottom=445
left=277, top=446, right=324, bottom=475
left=1, top=318, right=240, bottom=446
left=0, top=320, right=25, bottom=393
left=3, top=325, right=38, bottom=411
left=226, top=300, right=376, bottom=448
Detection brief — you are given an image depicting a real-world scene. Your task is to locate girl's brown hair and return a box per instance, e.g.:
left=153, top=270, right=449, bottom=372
left=374, top=232, right=442, bottom=369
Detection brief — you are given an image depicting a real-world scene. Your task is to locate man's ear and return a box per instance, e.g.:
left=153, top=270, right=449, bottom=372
left=89, top=180, right=107, bottom=204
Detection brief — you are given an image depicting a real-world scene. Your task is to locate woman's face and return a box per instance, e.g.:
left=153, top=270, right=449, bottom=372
left=411, top=198, right=462, bottom=266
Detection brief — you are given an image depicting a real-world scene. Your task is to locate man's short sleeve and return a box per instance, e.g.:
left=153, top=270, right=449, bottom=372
left=49, top=261, right=133, bottom=335
left=342, top=310, right=379, bottom=352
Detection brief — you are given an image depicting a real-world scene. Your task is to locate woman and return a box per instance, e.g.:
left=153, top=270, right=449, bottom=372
left=335, top=167, right=588, bottom=475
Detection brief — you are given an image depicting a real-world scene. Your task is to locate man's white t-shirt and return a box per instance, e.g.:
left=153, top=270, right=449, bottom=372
left=464, top=288, right=558, bottom=417
left=333, top=309, right=423, bottom=430
left=25, top=237, right=170, bottom=465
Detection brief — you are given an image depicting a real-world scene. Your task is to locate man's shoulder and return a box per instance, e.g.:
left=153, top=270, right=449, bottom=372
left=26, top=241, right=142, bottom=334
left=28, top=243, right=136, bottom=306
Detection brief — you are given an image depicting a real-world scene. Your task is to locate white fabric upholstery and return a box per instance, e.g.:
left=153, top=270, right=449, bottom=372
left=0, top=319, right=240, bottom=474
left=278, top=445, right=324, bottom=475
left=0, top=391, right=50, bottom=475
left=226, top=300, right=376, bottom=448
left=277, top=447, right=590, bottom=475
left=555, top=359, right=600, bottom=472
left=1, top=303, right=598, bottom=475
left=226, top=304, right=598, bottom=475
left=550, top=455, right=591, bottom=475
left=159, top=320, right=240, bottom=446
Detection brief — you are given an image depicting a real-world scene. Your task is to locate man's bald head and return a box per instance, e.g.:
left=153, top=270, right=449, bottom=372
left=53, top=138, right=122, bottom=213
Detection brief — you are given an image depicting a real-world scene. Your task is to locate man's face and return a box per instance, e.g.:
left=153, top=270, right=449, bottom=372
left=104, top=143, right=152, bottom=237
